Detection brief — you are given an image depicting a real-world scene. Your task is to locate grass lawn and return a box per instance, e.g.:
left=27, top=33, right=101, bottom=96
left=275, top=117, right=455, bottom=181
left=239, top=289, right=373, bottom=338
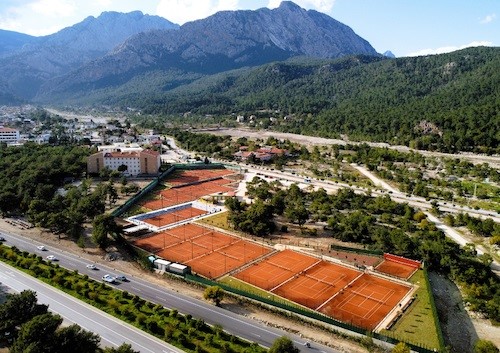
left=197, top=211, right=232, bottom=230
left=381, top=269, right=442, bottom=351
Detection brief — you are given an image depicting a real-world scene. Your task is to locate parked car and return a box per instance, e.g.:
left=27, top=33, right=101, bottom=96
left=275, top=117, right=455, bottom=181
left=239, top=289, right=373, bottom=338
left=46, top=255, right=57, bottom=261
left=86, top=264, right=97, bottom=270
left=102, top=274, right=116, bottom=283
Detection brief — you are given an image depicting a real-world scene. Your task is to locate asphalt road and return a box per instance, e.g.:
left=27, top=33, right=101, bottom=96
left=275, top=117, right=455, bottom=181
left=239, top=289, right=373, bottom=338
left=201, top=127, right=500, bottom=168
left=226, top=161, right=499, bottom=221
left=0, top=261, right=184, bottom=353
left=0, top=230, right=340, bottom=353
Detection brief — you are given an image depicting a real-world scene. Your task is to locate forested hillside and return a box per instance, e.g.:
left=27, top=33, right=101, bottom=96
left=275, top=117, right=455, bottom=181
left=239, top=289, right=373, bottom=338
left=135, top=46, right=499, bottom=153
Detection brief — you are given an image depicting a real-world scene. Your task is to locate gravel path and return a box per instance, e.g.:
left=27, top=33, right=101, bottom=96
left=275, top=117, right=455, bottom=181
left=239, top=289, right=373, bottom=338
left=200, top=128, right=500, bottom=167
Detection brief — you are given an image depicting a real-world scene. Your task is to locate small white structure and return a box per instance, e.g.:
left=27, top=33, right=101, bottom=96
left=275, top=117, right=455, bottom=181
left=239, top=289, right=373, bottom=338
left=168, top=263, right=190, bottom=275
left=154, top=258, right=172, bottom=272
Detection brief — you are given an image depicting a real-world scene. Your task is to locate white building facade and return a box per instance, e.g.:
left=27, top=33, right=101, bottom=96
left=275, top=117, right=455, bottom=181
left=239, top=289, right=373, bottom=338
left=0, top=127, right=20, bottom=143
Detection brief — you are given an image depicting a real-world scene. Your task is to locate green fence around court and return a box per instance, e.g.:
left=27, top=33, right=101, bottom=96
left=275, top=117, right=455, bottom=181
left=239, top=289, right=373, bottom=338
left=111, top=165, right=176, bottom=217
left=172, top=163, right=226, bottom=170
left=184, top=273, right=443, bottom=353
left=111, top=163, right=228, bottom=218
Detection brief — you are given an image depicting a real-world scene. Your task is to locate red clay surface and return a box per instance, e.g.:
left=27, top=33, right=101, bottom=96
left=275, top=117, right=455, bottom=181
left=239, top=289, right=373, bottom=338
left=234, top=249, right=412, bottom=331
left=141, top=179, right=236, bottom=210
left=132, top=223, right=272, bottom=279
left=142, top=206, right=207, bottom=227
left=234, top=250, right=320, bottom=290
left=375, top=260, right=418, bottom=279
left=273, top=261, right=361, bottom=309
left=318, top=273, right=411, bottom=330
left=167, top=169, right=236, bottom=186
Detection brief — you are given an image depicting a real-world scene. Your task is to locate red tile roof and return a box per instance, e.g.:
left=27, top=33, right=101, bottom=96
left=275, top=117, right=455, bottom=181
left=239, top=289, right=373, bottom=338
left=0, top=127, right=17, bottom=133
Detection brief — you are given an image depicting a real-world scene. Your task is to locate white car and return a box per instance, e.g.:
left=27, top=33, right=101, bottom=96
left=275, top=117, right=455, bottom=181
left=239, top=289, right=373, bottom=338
left=102, top=274, right=116, bottom=283
left=37, top=245, right=46, bottom=251
left=86, top=264, right=97, bottom=270
left=46, top=255, right=57, bottom=261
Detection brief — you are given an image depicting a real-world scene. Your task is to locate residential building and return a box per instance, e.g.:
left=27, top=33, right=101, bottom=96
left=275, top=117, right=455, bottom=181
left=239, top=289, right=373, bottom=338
left=87, top=149, right=161, bottom=176
left=0, top=126, right=20, bottom=143
left=98, top=142, right=142, bottom=153
left=233, top=146, right=289, bottom=162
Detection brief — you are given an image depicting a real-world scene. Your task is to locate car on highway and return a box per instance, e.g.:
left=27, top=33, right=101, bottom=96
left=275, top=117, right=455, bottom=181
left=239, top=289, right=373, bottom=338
left=86, top=264, right=98, bottom=270
left=115, top=275, right=128, bottom=282
left=46, top=255, right=57, bottom=261
left=37, top=245, right=46, bottom=251
left=0, top=236, right=5, bottom=241
left=102, top=274, right=116, bottom=283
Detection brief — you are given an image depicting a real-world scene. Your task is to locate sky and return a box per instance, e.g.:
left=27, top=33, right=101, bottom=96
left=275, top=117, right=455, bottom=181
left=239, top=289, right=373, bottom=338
left=0, top=0, right=498, bottom=57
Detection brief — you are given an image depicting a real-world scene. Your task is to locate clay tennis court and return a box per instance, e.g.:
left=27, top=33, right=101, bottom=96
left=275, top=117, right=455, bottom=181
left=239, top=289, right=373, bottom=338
left=166, top=169, right=236, bottom=186
left=142, top=206, right=207, bottom=227
left=273, top=261, right=361, bottom=309
left=318, top=273, right=411, bottom=330
left=142, top=179, right=236, bottom=210
left=375, top=260, right=418, bottom=279
left=234, top=249, right=413, bottom=330
left=188, top=240, right=271, bottom=278
left=234, top=250, right=320, bottom=290
left=133, top=223, right=272, bottom=279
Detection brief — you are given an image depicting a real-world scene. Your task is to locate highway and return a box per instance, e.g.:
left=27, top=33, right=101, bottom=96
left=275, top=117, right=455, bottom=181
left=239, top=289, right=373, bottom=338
left=0, top=230, right=341, bottom=353
left=0, top=261, right=184, bottom=353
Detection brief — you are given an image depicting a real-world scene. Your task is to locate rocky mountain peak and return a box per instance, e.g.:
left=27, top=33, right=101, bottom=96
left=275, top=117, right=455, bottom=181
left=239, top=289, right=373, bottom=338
left=36, top=10, right=178, bottom=52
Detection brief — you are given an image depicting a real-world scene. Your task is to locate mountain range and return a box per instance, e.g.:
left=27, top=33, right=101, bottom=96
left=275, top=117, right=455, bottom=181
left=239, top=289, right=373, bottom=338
left=0, top=1, right=377, bottom=104
left=0, top=11, right=178, bottom=101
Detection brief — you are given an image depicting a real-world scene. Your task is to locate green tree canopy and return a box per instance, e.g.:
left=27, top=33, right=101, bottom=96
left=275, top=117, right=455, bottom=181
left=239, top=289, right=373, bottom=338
left=103, top=344, right=140, bottom=353
left=391, top=342, right=411, bottom=353
left=92, top=213, right=122, bottom=248
left=269, top=336, right=300, bottom=353
left=203, top=286, right=225, bottom=306
left=0, top=290, right=48, bottom=337
left=474, top=339, right=499, bottom=353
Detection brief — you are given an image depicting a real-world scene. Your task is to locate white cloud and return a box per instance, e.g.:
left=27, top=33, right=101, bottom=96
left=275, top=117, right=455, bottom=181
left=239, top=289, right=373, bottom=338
left=267, top=0, right=335, bottom=13
left=406, top=41, right=494, bottom=57
left=157, top=0, right=239, bottom=25
left=29, top=0, right=76, bottom=17
left=480, top=13, right=496, bottom=24
left=0, top=0, right=159, bottom=36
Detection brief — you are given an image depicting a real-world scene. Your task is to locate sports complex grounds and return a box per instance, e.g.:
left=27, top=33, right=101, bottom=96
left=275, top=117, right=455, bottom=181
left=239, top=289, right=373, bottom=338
left=123, top=166, right=424, bottom=332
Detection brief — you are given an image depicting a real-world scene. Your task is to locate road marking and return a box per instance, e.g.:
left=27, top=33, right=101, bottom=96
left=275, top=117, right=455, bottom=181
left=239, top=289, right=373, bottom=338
left=131, top=286, right=142, bottom=292
left=0, top=262, right=182, bottom=353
